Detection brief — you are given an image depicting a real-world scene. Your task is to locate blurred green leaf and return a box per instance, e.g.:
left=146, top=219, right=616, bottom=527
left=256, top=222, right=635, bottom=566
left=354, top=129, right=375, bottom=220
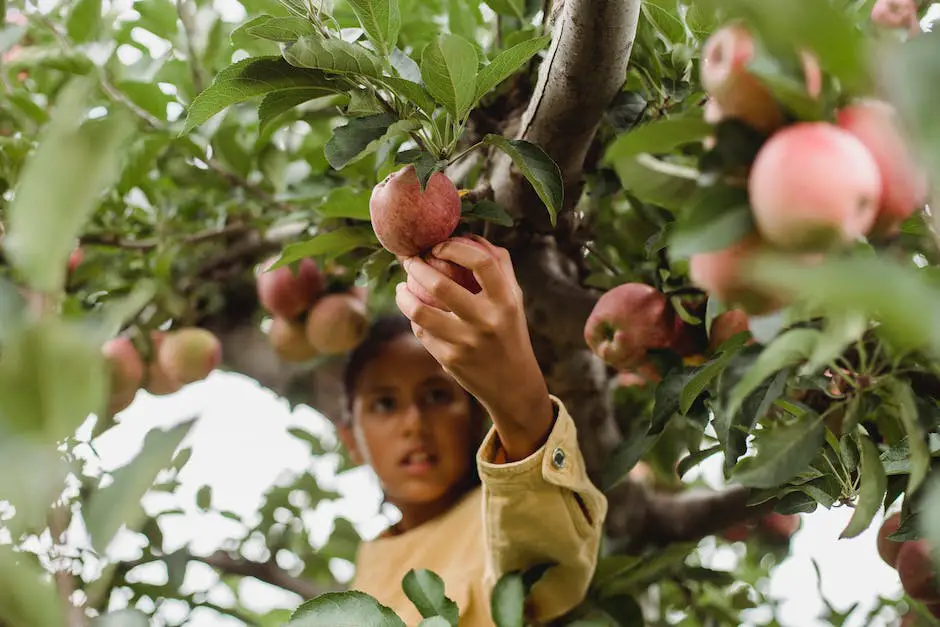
left=484, top=0, right=524, bottom=19
left=66, top=0, right=102, bottom=42
left=605, top=117, right=711, bottom=164
left=5, top=78, right=134, bottom=292
left=462, top=200, right=514, bottom=226
left=0, top=546, right=65, bottom=627
left=83, top=420, right=195, bottom=554
left=246, top=14, right=316, bottom=41
left=134, top=0, right=179, bottom=39
left=668, top=186, right=755, bottom=259
left=275, top=227, right=379, bottom=266
left=90, top=609, right=151, bottom=626
left=314, top=186, right=372, bottom=220
left=0, top=317, right=107, bottom=442
left=887, top=380, right=931, bottom=495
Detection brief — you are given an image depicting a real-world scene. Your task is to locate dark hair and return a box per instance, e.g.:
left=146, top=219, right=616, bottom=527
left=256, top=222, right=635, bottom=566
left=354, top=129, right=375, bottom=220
left=342, top=313, right=415, bottom=419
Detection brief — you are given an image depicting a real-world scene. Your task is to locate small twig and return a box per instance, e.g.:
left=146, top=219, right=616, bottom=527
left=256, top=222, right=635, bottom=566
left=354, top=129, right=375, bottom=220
left=447, top=141, right=482, bottom=167
left=583, top=241, right=621, bottom=277
left=176, top=0, right=206, bottom=93
left=80, top=223, right=250, bottom=250
left=49, top=504, right=85, bottom=627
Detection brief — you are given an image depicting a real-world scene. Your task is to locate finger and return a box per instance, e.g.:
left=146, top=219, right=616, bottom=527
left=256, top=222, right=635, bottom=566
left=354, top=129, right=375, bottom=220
left=409, top=321, right=460, bottom=378
left=430, top=237, right=509, bottom=302
left=395, top=282, right=465, bottom=342
left=401, top=256, right=483, bottom=323
left=467, top=235, right=515, bottom=277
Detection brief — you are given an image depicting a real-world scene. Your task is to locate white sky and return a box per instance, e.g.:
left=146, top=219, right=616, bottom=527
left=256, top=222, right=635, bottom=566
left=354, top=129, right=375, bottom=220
left=79, top=372, right=908, bottom=627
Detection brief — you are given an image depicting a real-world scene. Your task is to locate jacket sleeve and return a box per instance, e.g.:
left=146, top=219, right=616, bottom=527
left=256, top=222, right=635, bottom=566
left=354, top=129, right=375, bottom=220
left=476, top=395, right=608, bottom=622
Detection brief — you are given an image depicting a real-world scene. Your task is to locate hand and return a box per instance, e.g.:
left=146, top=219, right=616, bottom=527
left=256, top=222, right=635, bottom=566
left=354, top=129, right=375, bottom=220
left=395, top=235, right=554, bottom=461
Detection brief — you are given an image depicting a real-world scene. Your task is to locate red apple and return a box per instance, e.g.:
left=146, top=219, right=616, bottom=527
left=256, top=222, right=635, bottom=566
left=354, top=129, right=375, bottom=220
left=369, top=165, right=462, bottom=257
left=897, top=540, right=940, bottom=603
left=256, top=257, right=325, bottom=320
left=157, top=328, right=222, bottom=385
left=305, top=292, right=369, bottom=355
left=708, top=309, right=751, bottom=353
left=748, top=122, right=882, bottom=251
left=877, top=512, right=904, bottom=568
left=101, top=337, right=144, bottom=397
left=836, top=99, right=929, bottom=237
left=268, top=316, right=319, bottom=363
left=689, top=235, right=783, bottom=316
left=584, top=283, right=678, bottom=370
left=144, top=332, right=183, bottom=396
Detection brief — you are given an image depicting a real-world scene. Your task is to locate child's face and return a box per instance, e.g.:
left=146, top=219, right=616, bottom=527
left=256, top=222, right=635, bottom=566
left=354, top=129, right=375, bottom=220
left=340, top=333, right=478, bottom=512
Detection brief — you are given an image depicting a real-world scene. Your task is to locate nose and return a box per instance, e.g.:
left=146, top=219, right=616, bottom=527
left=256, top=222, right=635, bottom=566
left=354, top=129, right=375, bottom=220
left=400, top=402, right=428, bottom=436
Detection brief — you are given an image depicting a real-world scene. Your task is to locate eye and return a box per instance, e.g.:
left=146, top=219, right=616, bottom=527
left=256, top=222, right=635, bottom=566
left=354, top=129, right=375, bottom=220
left=369, top=395, right=397, bottom=414
left=424, top=386, right=455, bottom=406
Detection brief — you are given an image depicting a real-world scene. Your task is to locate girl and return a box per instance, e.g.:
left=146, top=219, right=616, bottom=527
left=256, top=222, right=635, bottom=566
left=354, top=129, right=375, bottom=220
left=337, top=235, right=607, bottom=625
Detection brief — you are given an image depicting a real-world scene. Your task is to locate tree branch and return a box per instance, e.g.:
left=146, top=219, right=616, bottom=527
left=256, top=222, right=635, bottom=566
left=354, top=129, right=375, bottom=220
left=196, top=550, right=338, bottom=599
left=80, top=223, right=250, bottom=250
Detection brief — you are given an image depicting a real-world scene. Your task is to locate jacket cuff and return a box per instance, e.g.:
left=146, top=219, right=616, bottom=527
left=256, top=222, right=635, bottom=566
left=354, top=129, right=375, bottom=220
left=476, top=395, right=587, bottom=493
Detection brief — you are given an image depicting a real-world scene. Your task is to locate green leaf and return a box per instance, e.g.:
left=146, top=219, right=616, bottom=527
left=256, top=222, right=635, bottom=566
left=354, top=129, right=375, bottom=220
left=747, top=254, right=940, bottom=356
left=181, top=57, right=338, bottom=133
left=679, top=332, right=749, bottom=414
left=285, top=36, right=384, bottom=77
left=90, top=609, right=151, bottom=627
left=482, top=135, right=563, bottom=225
left=381, top=77, right=438, bottom=114
left=651, top=371, right=694, bottom=434
left=732, top=412, right=826, bottom=489
left=246, top=14, right=315, bottom=41
left=325, top=112, right=419, bottom=170
left=668, top=186, right=755, bottom=259
left=396, top=150, right=448, bottom=189
left=0, top=439, right=69, bottom=537
left=83, top=421, right=195, bottom=554
left=258, top=88, right=327, bottom=135
left=419, top=619, right=452, bottom=627
left=420, top=33, right=479, bottom=119
left=726, top=328, right=820, bottom=419
left=483, top=0, right=524, bottom=19
left=888, top=380, right=931, bottom=495
left=601, top=420, right=658, bottom=490
left=274, top=227, right=379, bottom=266
left=0, top=545, right=65, bottom=627
left=4, top=78, right=134, bottom=293
left=347, top=0, right=401, bottom=56
left=314, top=186, right=372, bottom=220
left=677, top=445, right=722, bottom=478
left=288, top=591, right=405, bottom=626
left=347, top=88, right=386, bottom=116
left=462, top=200, right=514, bottom=226
left=840, top=434, right=887, bottom=539
left=474, top=35, right=551, bottom=102
left=799, top=311, right=868, bottom=376
left=0, top=318, right=108, bottom=442
left=612, top=153, right=699, bottom=211
left=490, top=572, right=524, bottom=627
left=402, top=570, right=459, bottom=625
left=605, top=117, right=712, bottom=163
left=116, top=80, right=175, bottom=121
left=66, top=0, right=102, bottom=43
left=134, top=0, right=178, bottom=39
left=196, top=485, right=213, bottom=510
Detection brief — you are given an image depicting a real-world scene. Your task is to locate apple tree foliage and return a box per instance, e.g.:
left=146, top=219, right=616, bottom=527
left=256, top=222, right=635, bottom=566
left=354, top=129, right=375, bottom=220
left=1, top=0, right=940, bottom=625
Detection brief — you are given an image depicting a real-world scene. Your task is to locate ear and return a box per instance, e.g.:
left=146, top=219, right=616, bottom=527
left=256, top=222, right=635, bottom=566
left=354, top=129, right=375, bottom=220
left=337, top=423, right=365, bottom=466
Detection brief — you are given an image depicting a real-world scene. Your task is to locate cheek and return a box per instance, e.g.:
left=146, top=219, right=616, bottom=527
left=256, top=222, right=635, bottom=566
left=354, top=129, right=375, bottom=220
left=431, top=403, right=477, bottom=462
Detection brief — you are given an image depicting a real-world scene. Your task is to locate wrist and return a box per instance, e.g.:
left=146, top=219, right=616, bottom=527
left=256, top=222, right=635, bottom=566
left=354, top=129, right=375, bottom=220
left=486, top=382, right=555, bottom=462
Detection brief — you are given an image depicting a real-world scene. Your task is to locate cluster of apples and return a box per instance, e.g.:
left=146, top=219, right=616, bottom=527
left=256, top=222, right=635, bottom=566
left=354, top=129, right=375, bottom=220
left=689, top=12, right=929, bottom=316
left=102, top=328, right=222, bottom=414
left=878, top=513, right=940, bottom=621
left=370, top=164, right=488, bottom=309
left=585, top=283, right=753, bottom=384
left=720, top=512, right=801, bottom=545
left=256, top=256, right=368, bottom=362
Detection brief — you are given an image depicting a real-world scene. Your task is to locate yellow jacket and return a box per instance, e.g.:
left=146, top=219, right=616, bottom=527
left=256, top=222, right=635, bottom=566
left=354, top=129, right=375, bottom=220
left=350, top=396, right=608, bottom=626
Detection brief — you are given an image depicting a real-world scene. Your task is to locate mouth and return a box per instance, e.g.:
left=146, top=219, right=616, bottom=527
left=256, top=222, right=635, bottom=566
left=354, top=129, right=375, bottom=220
left=400, top=449, right=438, bottom=475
